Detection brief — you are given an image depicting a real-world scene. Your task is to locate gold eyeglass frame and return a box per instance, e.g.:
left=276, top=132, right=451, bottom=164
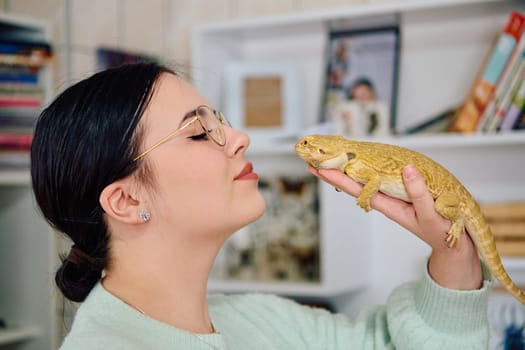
left=133, top=105, right=230, bottom=161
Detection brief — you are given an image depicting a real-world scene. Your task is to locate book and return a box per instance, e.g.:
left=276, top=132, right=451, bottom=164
left=0, top=150, right=30, bottom=170
left=0, top=52, right=51, bottom=67
left=513, top=107, right=525, bottom=129
left=0, top=114, right=38, bottom=131
left=0, top=39, right=52, bottom=69
left=478, top=32, right=525, bottom=132
left=484, top=54, right=525, bottom=132
left=0, top=105, right=41, bottom=118
left=0, top=132, right=32, bottom=151
left=0, top=96, right=41, bottom=107
left=499, top=75, right=525, bottom=131
left=449, top=11, right=525, bottom=133
left=448, top=37, right=498, bottom=133
left=0, top=39, right=52, bottom=55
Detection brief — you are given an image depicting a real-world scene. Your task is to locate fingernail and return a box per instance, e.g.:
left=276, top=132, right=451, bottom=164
left=403, top=165, right=416, bottom=180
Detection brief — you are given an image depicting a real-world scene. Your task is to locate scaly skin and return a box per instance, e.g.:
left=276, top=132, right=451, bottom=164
left=295, top=134, right=525, bottom=304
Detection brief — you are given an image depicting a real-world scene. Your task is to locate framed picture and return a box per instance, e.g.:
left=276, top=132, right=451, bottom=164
left=223, top=62, right=300, bottom=144
left=321, top=26, right=400, bottom=137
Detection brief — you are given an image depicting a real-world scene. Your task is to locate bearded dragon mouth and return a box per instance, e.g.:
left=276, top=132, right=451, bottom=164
left=318, top=152, right=350, bottom=170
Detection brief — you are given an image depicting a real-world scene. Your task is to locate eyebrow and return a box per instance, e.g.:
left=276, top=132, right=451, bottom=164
left=179, top=108, right=198, bottom=127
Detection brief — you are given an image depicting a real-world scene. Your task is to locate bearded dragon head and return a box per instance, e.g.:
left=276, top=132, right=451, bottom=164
left=295, top=134, right=356, bottom=171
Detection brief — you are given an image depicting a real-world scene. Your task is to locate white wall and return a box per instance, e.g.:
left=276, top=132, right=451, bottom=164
left=0, top=0, right=394, bottom=89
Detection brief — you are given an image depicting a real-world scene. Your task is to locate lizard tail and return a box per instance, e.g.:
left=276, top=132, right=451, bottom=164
left=466, top=204, right=525, bottom=304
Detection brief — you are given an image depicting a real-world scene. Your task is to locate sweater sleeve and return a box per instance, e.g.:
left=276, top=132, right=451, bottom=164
left=228, top=261, right=491, bottom=350
left=384, top=261, right=491, bottom=350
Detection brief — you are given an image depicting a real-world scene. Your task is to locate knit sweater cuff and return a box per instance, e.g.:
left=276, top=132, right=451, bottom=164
left=413, top=260, right=491, bottom=334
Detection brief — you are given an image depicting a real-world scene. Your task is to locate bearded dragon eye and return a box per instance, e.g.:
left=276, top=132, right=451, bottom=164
left=347, top=152, right=355, bottom=160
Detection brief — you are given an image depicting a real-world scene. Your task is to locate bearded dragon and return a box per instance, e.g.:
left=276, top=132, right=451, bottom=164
left=295, top=134, right=525, bottom=304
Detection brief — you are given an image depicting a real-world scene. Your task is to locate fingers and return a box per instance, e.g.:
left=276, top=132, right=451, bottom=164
left=309, top=166, right=412, bottom=222
left=308, top=167, right=363, bottom=197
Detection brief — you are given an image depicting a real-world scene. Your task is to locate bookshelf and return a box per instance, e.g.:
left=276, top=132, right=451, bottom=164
left=0, top=13, right=58, bottom=350
left=192, top=0, right=525, bottom=300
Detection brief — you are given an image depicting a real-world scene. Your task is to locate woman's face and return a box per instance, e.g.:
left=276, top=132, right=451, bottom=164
left=139, top=73, right=266, bottom=241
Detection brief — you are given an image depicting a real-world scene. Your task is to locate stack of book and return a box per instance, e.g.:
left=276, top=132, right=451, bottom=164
left=449, top=11, right=525, bottom=134
left=481, top=202, right=525, bottom=257
left=0, top=39, right=52, bottom=170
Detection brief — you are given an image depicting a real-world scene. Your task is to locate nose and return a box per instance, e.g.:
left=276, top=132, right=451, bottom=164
left=224, top=125, right=249, bottom=157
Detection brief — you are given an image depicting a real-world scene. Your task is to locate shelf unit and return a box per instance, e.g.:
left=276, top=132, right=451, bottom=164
left=192, top=0, right=524, bottom=134
left=0, top=13, right=58, bottom=350
left=246, top=130, right=525, bottom=156
left=193, top=0, right=525, bottom=299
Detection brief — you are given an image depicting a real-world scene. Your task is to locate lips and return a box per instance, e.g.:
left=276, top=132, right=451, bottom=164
left=234, top=162, right=259, bottom=180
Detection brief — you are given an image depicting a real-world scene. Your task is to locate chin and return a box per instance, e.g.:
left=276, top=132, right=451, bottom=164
left=235, top=192, right=266, bottom=229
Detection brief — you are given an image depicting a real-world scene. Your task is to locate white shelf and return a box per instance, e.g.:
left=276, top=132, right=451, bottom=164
left=195, top=0, right=502, bottom=33
left=387, top=130, right=525, bottom=149
left=0, top=327, right=40, bottom=345
left=247, top=131, right=525, bottom=156
left=0, top=170, right=31, bottom=186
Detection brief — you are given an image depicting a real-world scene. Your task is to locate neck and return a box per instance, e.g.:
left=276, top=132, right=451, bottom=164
left=103, top=231, right=222, bottom=334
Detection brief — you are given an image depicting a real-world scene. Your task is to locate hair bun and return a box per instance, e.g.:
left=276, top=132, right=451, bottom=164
left=56, top=245, right=104, bottom=302
left=66, top=245, right=102, bottom=268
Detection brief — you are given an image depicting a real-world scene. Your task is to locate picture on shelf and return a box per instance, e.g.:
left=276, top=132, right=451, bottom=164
left=321, top=26, right=400, bottom=137
left=223, top=61, right=300, bottom=144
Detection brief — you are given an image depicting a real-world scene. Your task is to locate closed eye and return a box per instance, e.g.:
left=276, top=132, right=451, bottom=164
left=188, top=132, right=209, bottom=141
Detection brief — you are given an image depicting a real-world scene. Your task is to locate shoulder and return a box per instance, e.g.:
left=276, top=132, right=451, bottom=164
left=58, top=282, right=151, bottom=350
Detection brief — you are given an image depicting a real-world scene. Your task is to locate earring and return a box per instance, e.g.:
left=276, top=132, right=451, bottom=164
left=138, top=209, right=151, bottom=222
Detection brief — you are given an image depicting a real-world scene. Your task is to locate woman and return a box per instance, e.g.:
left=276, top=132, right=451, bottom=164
left=31, top=63, right=490, bottom=349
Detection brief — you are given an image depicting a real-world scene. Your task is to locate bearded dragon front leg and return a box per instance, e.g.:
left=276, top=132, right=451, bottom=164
left=344, top=165, right=381, bottom=212
left=434, top=192, right=465, bottom=249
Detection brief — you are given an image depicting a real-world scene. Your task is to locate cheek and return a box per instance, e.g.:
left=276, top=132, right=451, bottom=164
left=153, top=150, right=230, bottom=220
left=149, top=148, right=265, bottom=233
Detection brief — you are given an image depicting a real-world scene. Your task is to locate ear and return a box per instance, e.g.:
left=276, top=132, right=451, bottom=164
left=99, top=180, right=145, bottom=225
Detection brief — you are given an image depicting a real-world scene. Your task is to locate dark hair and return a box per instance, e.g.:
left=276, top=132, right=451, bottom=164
left=347, top=77, right=375, bottom=100
left=31, top=62, right=172, bottom=302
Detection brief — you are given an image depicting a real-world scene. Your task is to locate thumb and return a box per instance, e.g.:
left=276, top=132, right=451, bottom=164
left=403, top=165, right=429, bottom=204
left=403, top=165, right=437, bottom=224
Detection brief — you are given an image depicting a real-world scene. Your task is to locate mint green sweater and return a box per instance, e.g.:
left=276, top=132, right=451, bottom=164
left=60, top=266, right=490, bottom=349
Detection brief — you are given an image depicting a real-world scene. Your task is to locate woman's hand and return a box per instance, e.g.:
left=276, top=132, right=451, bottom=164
left=308, top=165, right=483, bottom=291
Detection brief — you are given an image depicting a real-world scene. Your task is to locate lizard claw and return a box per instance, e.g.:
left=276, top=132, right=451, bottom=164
left=356, top=198, right=372, bottom=212
left=446, top=221, right=464, bottom=250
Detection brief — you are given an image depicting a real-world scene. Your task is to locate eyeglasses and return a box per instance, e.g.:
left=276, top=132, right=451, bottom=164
left=133, top=105, right=231, bottom=161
